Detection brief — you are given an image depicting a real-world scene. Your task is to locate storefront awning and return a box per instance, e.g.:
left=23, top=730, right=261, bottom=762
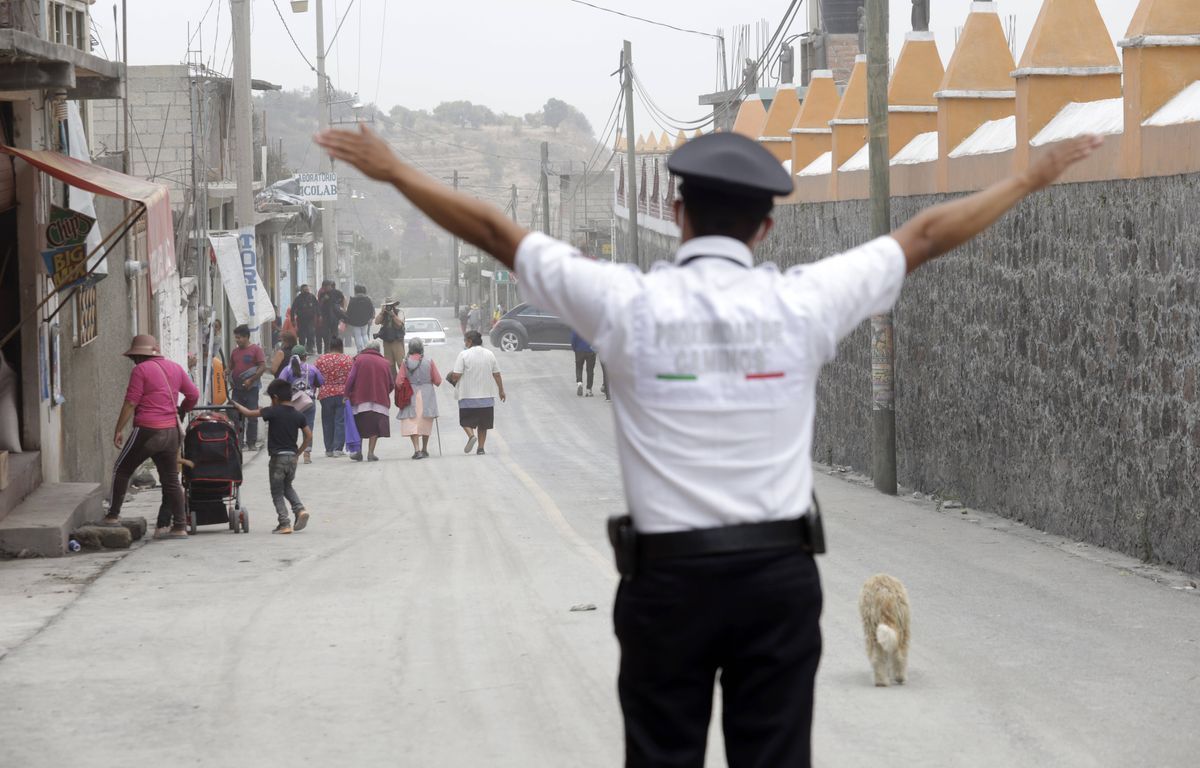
left=0, top=145, right=177, bottom=290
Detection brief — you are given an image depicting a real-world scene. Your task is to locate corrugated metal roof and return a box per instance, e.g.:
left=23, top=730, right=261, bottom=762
left=797, top=151, right=832, bottom=177
left=1032, top=98, right=1124, bottom=146
left=949, top=115, right=1016, bottom=158
left=839, top=143, right=871, bottom=173
left=1144, top=81, right=1200, bottom=127
left=891, top=131, right=939, bottom=165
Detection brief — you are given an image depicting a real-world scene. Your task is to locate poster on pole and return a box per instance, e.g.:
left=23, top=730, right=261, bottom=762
left=211, top=231, right=276, bottom=328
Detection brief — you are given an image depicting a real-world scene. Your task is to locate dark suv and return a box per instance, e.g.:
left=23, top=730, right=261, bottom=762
left=489, top=303, right=572, bottom=352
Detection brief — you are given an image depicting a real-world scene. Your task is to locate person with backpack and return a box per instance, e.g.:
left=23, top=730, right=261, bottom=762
left=278, top=345, right=324, bottom=464
left=395, top=338, right=442, bottom=460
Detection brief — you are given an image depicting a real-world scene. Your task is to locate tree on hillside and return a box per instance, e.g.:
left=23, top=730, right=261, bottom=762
left=543, top=98, right=570, bottom=131
left=534, top=98, right=594, bottom=135
left=433, top=100, right=497, bottom=129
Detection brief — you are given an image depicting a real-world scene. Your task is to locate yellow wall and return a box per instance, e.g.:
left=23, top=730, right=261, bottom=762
left=1015, top=73, right=1122, bottom=169
left=937, top=97, right=1016, bottom=191
left=1122, top=46, right=1200, bottom=176
left=791, top=132, right=832, bottom=177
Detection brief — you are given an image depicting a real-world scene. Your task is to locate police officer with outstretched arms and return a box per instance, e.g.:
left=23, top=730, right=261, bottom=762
left=316, top=125, right=1100, bottom=767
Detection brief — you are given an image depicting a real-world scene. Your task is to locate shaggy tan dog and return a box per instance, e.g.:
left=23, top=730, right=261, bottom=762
left=859, top=574, right=911, bottom=687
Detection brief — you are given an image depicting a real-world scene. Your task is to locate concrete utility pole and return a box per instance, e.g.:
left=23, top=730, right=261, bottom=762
left=231, top=1, right=254, bottom=233
left=510, top=185, right=518, bottom=223
left=451, top=170, right=460, bottom=316
left=540, top=142, right=552, bottom=234
left=316, top=0, right=339, bottom=285
left=622, top=40, right=640, bottom=270
left=866, top=0, right=896, bottom=495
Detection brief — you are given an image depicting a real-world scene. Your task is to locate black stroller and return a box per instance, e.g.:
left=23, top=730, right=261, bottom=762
left=182, top=406, right=248, bottom=534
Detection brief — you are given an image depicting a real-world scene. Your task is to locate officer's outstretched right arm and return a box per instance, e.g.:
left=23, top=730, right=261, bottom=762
left=893, top=135, right=1102, bottom=274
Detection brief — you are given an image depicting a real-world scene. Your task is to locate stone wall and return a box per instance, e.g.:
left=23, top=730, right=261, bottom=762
left=618, top=172, right=1200, bottom=574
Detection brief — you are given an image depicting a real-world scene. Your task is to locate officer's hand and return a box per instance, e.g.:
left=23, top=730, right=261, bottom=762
left=314, top=125, right=402, bottom=183
left=1024, top=135, right=1103, bottom=191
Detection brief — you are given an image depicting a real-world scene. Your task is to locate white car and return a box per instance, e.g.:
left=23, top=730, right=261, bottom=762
left=404, top=317, right=448, bottom=346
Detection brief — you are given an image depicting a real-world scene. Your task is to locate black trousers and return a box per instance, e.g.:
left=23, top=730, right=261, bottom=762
left=297, top=321, right=317, bottom=351
left=575, top=350, right=597, bottom=389
left=615, top=548, right=823, bottom=768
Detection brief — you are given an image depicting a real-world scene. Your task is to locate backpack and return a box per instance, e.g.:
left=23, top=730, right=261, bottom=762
left=289, top=365, right=316, bottom=411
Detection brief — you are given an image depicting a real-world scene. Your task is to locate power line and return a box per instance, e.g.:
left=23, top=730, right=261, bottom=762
left=325, top=0, right=358, bottom=57
left=373, top=0, right=388, bottom=107
left=269, top=0, right=317, bottom=73
left=185, top=0, right=219, bottom=49
left=565, top=0, right=723, bottom=41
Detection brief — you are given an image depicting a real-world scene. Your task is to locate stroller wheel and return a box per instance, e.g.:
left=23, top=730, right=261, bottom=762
left=240, top=505, right=249, bottom=534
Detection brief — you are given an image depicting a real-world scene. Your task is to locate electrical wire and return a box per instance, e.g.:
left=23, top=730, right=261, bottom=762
left=185, top=0, right=219, bottom=49
left=626, top=0, right=804, bottom=134
left=325, top=0, right=358, bottom=57
left=565, top=0, right=723, bottom=41
left=373, top=0, right=388, bottom=108
left=270, top=0, right=317, bottom=73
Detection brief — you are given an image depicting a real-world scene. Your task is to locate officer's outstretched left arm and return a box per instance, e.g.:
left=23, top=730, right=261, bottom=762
left=893, top=135, right=1102, bottom=274
left=314, top=126, right=528, bottom=269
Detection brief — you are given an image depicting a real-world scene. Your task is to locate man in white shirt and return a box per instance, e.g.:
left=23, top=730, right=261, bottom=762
left=316, top=125, right=1100, bottom=766
left=448, top=330, right=506, bottom=455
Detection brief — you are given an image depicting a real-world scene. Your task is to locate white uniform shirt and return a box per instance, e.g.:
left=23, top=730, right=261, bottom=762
left=517, top=232, right=906, bottom=533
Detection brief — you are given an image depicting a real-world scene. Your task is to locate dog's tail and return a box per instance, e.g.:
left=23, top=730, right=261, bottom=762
left=876, top=623, right=899, bottom=653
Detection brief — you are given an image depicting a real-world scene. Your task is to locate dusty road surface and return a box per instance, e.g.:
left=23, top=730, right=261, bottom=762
left=2, top=332, right=1198, bottom=767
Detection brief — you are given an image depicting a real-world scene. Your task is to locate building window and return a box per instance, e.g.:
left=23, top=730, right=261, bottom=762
left=74, top=284, right=98, bottom=347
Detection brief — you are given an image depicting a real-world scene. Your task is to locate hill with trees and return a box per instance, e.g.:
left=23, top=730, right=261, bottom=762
left=256, top=89, right=606, bottom=299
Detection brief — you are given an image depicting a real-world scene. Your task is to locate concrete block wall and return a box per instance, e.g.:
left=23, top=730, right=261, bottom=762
left=90, top=66, right=195, bottom=205
left=617, top=172, right=1200, bottom=575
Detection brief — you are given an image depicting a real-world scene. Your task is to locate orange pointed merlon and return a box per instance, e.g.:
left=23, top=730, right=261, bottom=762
left=732, top=95, right=769, bottom=140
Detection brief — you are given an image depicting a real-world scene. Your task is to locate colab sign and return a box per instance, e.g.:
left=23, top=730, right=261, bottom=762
left=41, top=206, right=98, bottom=290
left=297, top=172, right=338, bottom=201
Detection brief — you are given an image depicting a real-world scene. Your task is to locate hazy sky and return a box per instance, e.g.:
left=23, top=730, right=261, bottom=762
left=97, top=1, right=1136, bottom=165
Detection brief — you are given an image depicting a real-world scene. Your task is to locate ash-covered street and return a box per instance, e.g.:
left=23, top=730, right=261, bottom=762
left=1, top=333, right=1197, bottom=768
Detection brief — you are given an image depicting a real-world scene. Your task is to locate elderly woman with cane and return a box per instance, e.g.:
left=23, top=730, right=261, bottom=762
left=395, top=338, right=442, bottom=459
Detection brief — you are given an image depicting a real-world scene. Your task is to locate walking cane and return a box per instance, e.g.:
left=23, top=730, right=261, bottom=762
left=434, top=417, right=443, bottom=457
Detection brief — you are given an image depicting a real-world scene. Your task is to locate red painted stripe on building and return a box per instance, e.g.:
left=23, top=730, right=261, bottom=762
left=745, top=372, right=786, bottom=380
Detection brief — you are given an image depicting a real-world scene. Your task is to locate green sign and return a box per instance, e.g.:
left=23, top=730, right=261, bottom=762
left=494, top=269, right=512, bottom=284
left=47, top=205, right=95, bottom=249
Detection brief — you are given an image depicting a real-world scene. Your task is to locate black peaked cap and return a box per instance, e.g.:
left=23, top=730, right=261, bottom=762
left=667, top=132, right=793, bottom=199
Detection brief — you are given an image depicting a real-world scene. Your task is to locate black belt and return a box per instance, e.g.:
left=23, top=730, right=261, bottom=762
left=608, top=501, right=826, bottom=580
left=640, top=517, right=812, bottom=561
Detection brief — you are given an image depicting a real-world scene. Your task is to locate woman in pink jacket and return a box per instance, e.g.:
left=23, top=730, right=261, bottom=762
left=343, top=339, right=393, bottom=461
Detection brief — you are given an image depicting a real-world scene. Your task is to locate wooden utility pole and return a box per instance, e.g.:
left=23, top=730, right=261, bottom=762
left=540, top=142, right=551, bottom=234
left=866, top=0, right=896, bottom=495
left=451, top=170, right=460, bottom=316
left=622, top=40, right=640, bottom=270
left=510, top=184, right=518, bottom=223
left=315, top=0, right=339, bottom=285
